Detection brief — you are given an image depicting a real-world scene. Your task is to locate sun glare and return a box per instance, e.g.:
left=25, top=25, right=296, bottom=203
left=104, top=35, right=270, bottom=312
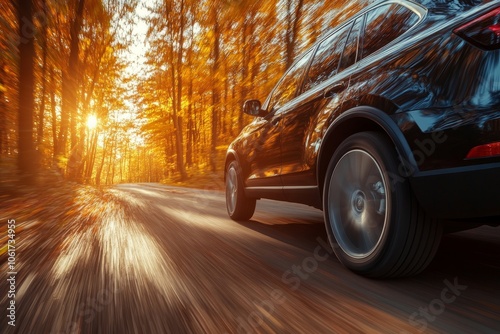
left=86, top=115, right=98, bottom=129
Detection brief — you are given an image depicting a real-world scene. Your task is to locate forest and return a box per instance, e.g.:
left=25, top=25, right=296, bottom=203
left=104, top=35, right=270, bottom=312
left=0, top=0, right=369, bottom=188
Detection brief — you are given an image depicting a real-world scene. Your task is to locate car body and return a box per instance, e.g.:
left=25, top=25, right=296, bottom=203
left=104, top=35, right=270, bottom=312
left=225, top=0, right=500, bottom=277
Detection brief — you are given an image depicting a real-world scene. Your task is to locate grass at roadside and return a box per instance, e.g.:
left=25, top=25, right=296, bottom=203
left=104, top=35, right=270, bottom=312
left=160, top=145, right=228, bottom=190
left=0, top=182, right=106, bottom=258
left=160, top=171, right=225, bottom=191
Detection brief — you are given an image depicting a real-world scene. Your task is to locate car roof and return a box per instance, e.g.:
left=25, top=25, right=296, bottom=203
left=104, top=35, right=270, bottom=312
left=404, top=0, right=492, bottom=12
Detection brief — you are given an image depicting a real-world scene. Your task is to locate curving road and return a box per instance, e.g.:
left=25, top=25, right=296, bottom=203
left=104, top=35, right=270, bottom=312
left=2, top=183, right=499, bottom=333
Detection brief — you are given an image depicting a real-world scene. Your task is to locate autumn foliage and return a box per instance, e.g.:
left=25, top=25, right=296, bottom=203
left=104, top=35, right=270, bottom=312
left=0, top=0, right=369, bottom=189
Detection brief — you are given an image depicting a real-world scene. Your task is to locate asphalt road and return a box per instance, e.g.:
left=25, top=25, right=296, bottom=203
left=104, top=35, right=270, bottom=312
left=2, top=183, right=499, bottom=333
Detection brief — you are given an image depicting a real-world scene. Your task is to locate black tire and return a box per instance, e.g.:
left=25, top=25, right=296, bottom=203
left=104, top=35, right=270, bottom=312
left=226, top=160, right=256, bottom=221
left=323, top=132, right=442, bottom=278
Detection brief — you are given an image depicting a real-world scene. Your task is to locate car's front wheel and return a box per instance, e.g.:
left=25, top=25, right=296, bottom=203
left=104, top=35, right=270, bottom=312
left=323, top=132, right=442, bottom=278
left=226, top=160, right=256, bottom=221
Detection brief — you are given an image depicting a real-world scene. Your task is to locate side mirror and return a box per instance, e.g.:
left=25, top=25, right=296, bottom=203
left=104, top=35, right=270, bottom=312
left=243, top=99, right=263, bottom=117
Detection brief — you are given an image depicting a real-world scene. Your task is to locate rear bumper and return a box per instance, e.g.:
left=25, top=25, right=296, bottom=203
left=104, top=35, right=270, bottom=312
left=410, top=162, right=500, bottom=219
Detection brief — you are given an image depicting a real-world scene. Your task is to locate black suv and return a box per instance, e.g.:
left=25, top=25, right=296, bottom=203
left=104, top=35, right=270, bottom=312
left=225, top=0, right=500, bottom=277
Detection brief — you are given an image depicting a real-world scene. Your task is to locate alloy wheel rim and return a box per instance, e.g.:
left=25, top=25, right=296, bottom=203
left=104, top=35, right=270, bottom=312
left=226, top=167, right=238, bottom=214
left=328, top=149, right=388, bottom=259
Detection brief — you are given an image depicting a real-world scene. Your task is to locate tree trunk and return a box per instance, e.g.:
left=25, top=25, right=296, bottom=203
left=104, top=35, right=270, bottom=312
left=285, top=0, right=304, bottom=69
left=239, top=19, right=249, bottom=132
left=18, top=0, right=37, bottom=185
left=210, top=10, right=220, bottom=173
left=84, top=128, right=98, bottom=183
left=59, top=0, right=85, bottom=179
left=95, top=138, right=107, bottom=187
left=0, top=62, right=7, bottom=156
left=50, top=66, right=58, bottom=161
left=186, top=47, right=194, bottom=166
left=170, top=0, right=187, bottom=180
left=37, top=0, right=48, bottom=151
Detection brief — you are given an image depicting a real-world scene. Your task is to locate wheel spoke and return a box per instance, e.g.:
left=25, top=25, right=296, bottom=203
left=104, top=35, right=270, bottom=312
left=355, top=152, right=372, bottom=185
left=333, top=159, right=358, bottom=198
left=226, top=168, right=238, bottom=214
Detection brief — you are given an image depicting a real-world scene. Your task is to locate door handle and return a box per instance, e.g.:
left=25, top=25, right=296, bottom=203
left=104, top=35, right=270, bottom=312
left=323, top=81, right=346, bottom=98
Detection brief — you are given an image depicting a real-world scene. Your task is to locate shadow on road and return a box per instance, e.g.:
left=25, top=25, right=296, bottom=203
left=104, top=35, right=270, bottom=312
left=239, top=220, right=328, bottom=254
left=427, top=226, right=500, bottom=278
left=240, top=206, right=500, bottom=285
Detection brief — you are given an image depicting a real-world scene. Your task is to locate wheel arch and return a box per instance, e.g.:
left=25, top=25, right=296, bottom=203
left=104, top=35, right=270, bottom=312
left=225, top=149, right=249, bottom=182
left=224, top=149, right=238, bottom=180
left=317, top=106, right=418, bottom=195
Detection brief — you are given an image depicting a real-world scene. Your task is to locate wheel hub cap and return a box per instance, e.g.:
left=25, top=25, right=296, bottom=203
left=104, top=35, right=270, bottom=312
left=351, top=190, right=366, bottom=214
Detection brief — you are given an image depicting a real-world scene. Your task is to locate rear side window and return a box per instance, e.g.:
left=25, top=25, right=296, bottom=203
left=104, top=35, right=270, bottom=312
left=361, top=4, right=419, bottom=59
left=303, top=22, right=352, bottom=92
left=268, top=50, right=313, bottom=111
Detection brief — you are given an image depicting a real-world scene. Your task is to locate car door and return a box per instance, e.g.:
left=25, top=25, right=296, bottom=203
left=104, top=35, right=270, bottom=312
left=242, top=112, right=283, bottom=188
left=280, top=18, right=362, bottom=190
left=244, top=50, right=314, bottom=190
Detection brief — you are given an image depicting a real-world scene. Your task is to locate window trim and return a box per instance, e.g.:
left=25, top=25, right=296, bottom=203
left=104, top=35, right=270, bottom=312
left=261, top=0, right=427, bottom=113
left=300, top=21, right=355, bottom=94
left=299, top=0, right=426, bottom=96
left=263, top=49, right=314, bottom=113
left=337, top=16, right=363, bottom=75
left=358, top=0, right=427, bottom=63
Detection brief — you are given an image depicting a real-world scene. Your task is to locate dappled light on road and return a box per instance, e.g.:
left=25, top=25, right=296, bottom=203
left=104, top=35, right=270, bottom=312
left=51, top=226, right=94, bottom=280
left=98, top=204, right=177, bottom=298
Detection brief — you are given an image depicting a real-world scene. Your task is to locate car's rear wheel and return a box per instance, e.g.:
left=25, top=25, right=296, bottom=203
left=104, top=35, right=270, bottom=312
left=323, top=132, right=442, bottom=277
left=226, top=160, right=256, bottom=221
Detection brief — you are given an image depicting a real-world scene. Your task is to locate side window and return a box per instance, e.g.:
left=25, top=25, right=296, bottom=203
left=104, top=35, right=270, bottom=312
left=362, top=4, right=419, bottom=59
left=303, top=23, right=352, bottom=92
left=338, top=17, right=363, bottom=72
left=268, top=51, right=313, bottom=111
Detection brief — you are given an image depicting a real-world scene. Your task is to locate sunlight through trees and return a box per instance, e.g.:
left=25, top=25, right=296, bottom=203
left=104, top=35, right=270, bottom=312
left=0, top=0, right=370, bottom=188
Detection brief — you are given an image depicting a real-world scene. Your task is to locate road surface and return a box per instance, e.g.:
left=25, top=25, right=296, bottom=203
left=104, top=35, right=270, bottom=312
left=1, top=183, right=499, bottom=333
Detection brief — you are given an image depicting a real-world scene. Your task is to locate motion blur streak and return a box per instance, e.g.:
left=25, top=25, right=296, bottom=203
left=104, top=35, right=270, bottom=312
left=98, top=207, right=176, bottom=298
left=1, top=184, right=498, bottom=333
